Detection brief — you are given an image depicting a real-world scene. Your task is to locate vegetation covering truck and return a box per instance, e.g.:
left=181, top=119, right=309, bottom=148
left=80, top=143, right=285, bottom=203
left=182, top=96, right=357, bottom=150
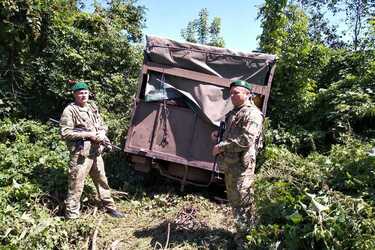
left=124, top=36, right=276, bottom=190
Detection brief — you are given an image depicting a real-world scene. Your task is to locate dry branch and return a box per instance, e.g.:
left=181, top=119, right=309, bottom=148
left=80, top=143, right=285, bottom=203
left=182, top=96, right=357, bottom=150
left=89, top=216, right=103, bottom=250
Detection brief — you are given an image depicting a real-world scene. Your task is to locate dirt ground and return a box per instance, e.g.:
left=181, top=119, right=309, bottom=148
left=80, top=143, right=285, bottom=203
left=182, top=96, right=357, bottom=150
left=78, top=177, right=238, bottom=250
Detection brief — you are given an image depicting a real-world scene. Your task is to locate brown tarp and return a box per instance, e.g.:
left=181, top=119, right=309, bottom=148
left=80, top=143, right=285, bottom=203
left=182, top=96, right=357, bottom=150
left=145, top=35, right=276, bottom=85
left=145, top=72, right=232, bottom=125
left=144, top=36, right=276, bottom=125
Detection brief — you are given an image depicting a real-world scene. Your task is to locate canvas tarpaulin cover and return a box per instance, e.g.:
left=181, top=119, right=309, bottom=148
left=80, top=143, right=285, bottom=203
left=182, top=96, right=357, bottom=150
left=143, top=36, right=276, bottom=126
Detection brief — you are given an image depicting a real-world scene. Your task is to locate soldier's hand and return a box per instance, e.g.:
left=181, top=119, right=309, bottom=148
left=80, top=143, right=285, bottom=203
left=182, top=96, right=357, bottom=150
left=211, top=130, right=219, bottom=141
left=104, top=143, right=113, bottom=151
left=212, top=144, right=222, bottom=156
left=95, top=130, right=107, bottom=142
left=101, top=137, right=113, bottom=151
left=82, top=131, right=97, bottom=141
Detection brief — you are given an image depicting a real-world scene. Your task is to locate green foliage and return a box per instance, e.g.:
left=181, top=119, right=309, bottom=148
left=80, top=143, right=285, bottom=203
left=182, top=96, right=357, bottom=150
left=252, top=1, right=375, bottom=249
left=296, top=0, right=375, bottom=50
left=264, top=126, right=325, bottom=155
left=258, top=0, right=288, bottom=55
left=0, top=0, right=374, bottom=249
left=0, top=2, right=143, bottom=248
left=258, top=2, right=374, bottom=149
left=0, top=119, right=94, bottom=249
left=260, top=3, right=332, bottom=126
left=180, top=8, right=225, bottom=47
left=305, top=50, right=375, bottom=139
left=250, top=139, right=375, bottom=249
left=328, top=137, right=375, bottom=198
left=0, top=0, right=72, bottom=117
left=0, top=0, right=144, bottom=139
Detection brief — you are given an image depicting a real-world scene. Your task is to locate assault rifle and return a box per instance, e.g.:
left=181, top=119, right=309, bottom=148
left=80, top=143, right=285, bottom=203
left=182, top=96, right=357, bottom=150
left=49, top=118, right=122, bottom=151
left=212, top=121, right=226, bottom=179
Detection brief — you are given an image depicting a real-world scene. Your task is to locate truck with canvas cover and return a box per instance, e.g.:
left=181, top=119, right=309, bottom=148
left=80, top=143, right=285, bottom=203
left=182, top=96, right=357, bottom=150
left=124, top=36, right=276, bottom=190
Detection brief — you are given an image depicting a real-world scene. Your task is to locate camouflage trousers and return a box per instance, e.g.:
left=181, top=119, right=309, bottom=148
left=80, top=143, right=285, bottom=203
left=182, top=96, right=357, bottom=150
left=65, top=154, right=116, bottom=218
left=222, top=158, right=256, bottom=239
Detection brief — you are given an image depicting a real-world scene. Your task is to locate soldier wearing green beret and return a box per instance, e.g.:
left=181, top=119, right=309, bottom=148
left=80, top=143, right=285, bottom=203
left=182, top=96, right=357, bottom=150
left=60, top=82, right=125, bottom=219
left=212, top=80, right=263, bottom=248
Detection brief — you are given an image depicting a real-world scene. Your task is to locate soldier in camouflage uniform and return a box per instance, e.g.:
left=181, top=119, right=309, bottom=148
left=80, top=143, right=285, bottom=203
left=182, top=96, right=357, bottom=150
left=212, top=80, right=263, bottom=247
left=60, top=82, right=124, bottom=219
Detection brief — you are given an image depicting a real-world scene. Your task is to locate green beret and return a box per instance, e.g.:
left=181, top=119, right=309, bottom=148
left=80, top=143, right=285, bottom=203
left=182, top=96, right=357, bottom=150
left=72, top=82, right=89, bottom=92
left=230, top=80, right=252, bottom=91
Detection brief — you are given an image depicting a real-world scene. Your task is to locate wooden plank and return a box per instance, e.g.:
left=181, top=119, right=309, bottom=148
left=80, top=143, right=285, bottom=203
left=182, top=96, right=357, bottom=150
left=143, top=62, right=230, bottom=87
left=261, top=63, right=276, bottom=114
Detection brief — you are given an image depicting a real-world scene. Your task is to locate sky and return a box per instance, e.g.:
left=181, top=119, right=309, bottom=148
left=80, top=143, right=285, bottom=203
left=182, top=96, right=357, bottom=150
left=136, top=0, right=265, bottom=52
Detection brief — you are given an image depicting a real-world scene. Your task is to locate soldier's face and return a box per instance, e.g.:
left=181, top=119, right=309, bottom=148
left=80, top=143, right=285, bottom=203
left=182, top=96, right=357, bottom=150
left=73, top=89, right=90, bottom=106
left=230, top=86, right=250, bottom=107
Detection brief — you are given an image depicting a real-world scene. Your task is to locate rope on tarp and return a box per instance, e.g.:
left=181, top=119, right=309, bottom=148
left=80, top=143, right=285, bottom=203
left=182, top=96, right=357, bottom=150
left=160, top=71, right=169, bottom=147
left=243, top=61, right=270, bottom=83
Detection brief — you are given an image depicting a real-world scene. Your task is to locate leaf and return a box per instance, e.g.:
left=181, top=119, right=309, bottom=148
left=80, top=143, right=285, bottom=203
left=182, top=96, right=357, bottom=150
left=20, top=213, right=35, bottom=224
left=38, top=156, right=47, bottom=165
left=31, top=218, right=53, bottom=236
left=12, top=179, right=21, bottom=189
left=306, top=193, right=329, bottom=214
left=289, top=211, right=303, bottom=224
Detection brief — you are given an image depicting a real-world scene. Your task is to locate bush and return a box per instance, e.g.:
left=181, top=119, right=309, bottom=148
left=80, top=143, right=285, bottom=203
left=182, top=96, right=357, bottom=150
left=249, top=138, right=375, bottom=249
left=0, top=119, right=94, bottom=249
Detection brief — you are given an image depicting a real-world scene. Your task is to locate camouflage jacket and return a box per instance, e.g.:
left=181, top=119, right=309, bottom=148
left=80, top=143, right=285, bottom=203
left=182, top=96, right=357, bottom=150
left=60, top=101, right=107, bottom=156
left=218, top=100, right=263, bottom=165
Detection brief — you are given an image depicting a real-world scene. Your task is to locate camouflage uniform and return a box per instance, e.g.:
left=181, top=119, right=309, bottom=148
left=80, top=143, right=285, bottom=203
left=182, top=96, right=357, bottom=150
left=60, top=101, right=116, bottom=218
left=217, top=100, right=263, bottom=237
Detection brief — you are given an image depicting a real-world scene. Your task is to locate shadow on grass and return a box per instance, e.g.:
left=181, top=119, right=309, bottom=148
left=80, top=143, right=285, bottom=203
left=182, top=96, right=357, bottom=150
left=30, top=164, right=101, bottom=216
left=30, top=165, right=67, bottom=214
left=28, top=148, right=227, bottom=218
left=133, top=220, right=236, bottom=250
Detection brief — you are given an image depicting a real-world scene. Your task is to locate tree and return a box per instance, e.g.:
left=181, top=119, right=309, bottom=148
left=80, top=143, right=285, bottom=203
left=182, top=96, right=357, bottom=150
left=346, top=0, right=375, bottom=50
left=209, top=17, right=225, bottom=47
left=257, top=0, right=288, bottom=55
left=297, top=0, right=375, bottom=50
left=181, top=21, right=197, bottom=43
left=0, top=0, right=145, bottom=125
left=0, top=0, right=70, bottom=116
left=258, top=1, right=331, bottom=126
left=257, top=0, right=374, bottom=142
left=181, top=8, right=225, bottom=47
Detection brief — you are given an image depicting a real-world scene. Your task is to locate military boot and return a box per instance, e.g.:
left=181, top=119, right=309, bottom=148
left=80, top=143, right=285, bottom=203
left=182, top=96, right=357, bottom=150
left=106, top=208, right=126, bottom=218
